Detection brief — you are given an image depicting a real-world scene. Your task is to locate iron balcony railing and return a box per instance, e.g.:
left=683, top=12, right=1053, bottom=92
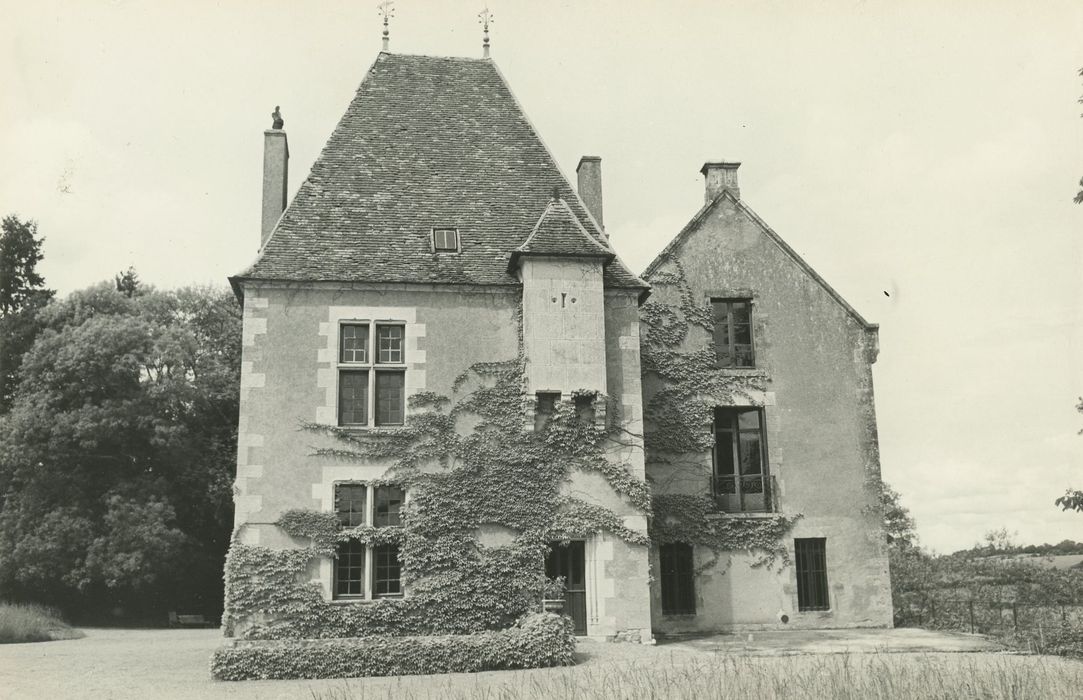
left=711, top=473, right=778, bottom=514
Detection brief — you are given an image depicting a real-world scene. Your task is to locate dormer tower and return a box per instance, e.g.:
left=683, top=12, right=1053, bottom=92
left=510, top=197, right=614, bottom=399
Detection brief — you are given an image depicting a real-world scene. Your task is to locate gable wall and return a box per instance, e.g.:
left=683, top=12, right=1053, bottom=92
left=644, top=199, right=892, bottom=632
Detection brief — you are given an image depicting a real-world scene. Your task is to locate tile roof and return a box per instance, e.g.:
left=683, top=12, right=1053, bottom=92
left=508, top=197, right=613, bottom=272
left=236, top=52, right=646, bottom=292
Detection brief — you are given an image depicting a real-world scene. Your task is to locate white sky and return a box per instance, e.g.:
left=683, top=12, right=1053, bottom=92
left=3, top=0, right=1081, bottom=553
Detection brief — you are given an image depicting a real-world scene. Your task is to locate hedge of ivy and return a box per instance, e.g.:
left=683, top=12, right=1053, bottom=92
left=211, top=612, right=575, bottom=680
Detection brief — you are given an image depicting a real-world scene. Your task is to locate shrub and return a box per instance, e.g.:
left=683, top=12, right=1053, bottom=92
left=210, top=612, right=575, bottom=681
left=0, top=601, right=84, bottom=644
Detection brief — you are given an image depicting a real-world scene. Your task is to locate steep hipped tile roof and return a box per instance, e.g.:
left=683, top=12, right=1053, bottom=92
left=507, top=197, right=613, bottom=272
left=235, top=52, right=645, bottom=292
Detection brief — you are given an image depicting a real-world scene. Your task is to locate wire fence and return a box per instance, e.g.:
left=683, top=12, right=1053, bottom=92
left=895, top=596, right=1083, bottom=655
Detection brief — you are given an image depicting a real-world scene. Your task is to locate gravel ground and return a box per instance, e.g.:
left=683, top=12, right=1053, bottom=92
left=0, top=627, right=1035, bottom=699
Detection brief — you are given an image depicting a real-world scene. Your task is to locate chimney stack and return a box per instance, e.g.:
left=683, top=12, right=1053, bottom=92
left=261, top=128, right=289, bottom=248
left=576, top=156, right=604, bottom=231
left=700, top=161, right=740, bottom=203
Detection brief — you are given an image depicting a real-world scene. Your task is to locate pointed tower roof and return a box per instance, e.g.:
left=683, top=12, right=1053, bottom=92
left=235, top=52, right=645, bottom=293
left=508, top=197, right=614, bottom=272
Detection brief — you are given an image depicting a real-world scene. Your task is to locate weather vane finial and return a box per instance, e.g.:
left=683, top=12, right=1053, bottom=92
left=378, top=1, right=395, bottom=52
left=478, top=5, right=494, bottom=58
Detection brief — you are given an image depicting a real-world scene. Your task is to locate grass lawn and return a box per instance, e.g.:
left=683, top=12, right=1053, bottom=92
left=0, top=601, right=84, bottom=644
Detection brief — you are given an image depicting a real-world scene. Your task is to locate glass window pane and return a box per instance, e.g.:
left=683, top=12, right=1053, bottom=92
left=374, top=486, right=405, bottom=527
left=712, top=301, right=731, bottom=360
left=335, top=540, right=365, bottom=597
left=731, top=301, right=750, bottom=325
left=712, top=299, right=754, bottom=368
left=375, top=371, right=405, bottom=426
left=335, top=484, right=367, bottom=527
left=340, top=324, right=369, bottom=363
left=377, top=325, right=404, bottom=364
left=738, top=434, right=762, bottom=475
left=715, top=430, right=735, bottom=476
left=734, top=344, right=754, bottom=367
left=373, top=544, right=401, bottom=596
left=737, top=410, right=761, bottom=430
left=338, top=371, right=368, bottom=425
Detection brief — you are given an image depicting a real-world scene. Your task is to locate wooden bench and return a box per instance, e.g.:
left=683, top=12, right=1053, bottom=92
left=168, top=611, right=215, bottom=628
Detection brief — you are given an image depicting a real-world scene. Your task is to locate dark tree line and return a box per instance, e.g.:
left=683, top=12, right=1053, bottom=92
left=0, top=216, right=240, bottom=622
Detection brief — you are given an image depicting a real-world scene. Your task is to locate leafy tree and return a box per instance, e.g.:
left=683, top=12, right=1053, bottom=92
left=0, top=282, right=240, bottom=620
left=881, top=481, right=917, bottom=548
left=978, top=527, right=1019, bottom=553
left=1056, top=398, right=1083, bottom=513
left=0, top=216, right=49, bottom=315
left=1056, top=489, right=1083, bottom=513
left=0, top=216, right=54, bottom=411
left=114, top=266, right=141, bottom=298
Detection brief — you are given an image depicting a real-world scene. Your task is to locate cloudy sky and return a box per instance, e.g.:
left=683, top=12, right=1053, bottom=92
left=3, top=1, right=1081, bottom=552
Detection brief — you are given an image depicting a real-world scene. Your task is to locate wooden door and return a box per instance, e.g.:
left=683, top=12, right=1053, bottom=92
left=546, top=540, right=587, bottom=634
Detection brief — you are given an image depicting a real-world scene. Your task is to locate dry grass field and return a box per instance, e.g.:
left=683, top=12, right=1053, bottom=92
left=0, top=627, right=1079, bottom=699
left=308, top=652, right=1083, bottom=700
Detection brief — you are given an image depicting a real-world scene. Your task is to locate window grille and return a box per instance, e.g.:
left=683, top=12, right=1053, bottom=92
left=795, top=538, right=830, bottom=611
left=660, top=543, right=696, bottom=615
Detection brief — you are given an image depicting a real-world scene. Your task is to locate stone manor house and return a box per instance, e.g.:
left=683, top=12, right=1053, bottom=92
left=229, top=50, right=893, bottom=642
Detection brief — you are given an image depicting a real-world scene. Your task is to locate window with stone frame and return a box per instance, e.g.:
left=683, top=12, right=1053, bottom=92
left=333, top=482, right=405, bottom=600
left=337, top=322, right=406, bottom=427
left=713, top=407, right=771, bottom=513
left=711, top=299, right=754, bottom=368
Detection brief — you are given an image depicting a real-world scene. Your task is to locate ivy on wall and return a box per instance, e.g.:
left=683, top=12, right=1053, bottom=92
left=641, top=256, right=799, bottom=569
left=223, top=260, right=805, bottom=641
left=223, top=349, right=652, bottom=640
left=651, top=495, right=800, bottom=573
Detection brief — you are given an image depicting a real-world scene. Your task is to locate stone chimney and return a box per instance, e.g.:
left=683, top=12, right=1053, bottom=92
left=576, top=156, right=604, bottom=230
left=700, top=161, right=740, bottom=203
left=261, top=129, right=289, bottom=248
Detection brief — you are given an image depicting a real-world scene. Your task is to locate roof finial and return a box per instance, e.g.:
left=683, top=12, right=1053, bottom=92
left=378, top=1, right=394, bottom=52
left=478, top=5, right=493, bottom=58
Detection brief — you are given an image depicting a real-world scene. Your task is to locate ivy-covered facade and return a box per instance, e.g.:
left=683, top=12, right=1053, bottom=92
left=226, top=52, right=653, bottom=644
left=642, top=163, right=893, bottom=633
left=225, top=51, right=891, bottom=650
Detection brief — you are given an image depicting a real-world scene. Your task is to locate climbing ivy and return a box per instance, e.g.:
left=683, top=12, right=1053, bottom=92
left=641, top=256, right=799, bottom=568
left=223, top=346, right=652, bottom=640
left=650, top=494, right=800, bottom=572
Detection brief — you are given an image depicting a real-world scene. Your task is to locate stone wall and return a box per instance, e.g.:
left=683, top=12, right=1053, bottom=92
left=233, top=279, right=653, bottom=640
left=645, top=197, right=893, bottom=634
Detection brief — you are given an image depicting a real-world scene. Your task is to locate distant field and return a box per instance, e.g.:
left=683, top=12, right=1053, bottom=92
left=0, top=601, right=84, bottom=644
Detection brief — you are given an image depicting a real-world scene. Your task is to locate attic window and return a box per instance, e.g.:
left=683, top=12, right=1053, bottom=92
left=432, top=228, right=459, bottom=253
